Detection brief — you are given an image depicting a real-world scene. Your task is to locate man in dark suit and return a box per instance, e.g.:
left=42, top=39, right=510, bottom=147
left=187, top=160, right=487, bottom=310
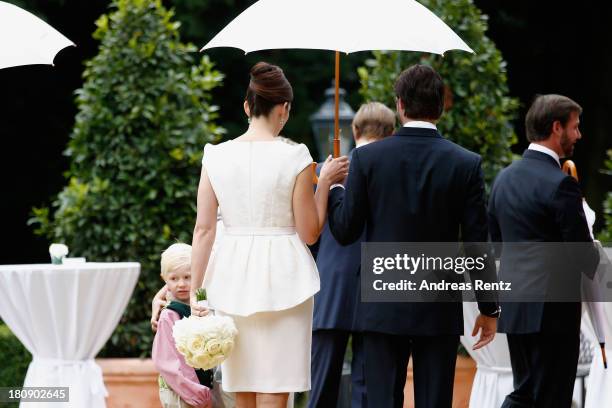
left=309, top=102, right=395, bottom=408
left=327, top=65, right=500, bottom=408
left=489, top=94, right=600, bottom=408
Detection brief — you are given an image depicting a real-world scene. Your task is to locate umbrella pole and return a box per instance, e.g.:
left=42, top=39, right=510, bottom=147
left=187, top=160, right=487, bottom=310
left=333, top=51, right=340, bottom=158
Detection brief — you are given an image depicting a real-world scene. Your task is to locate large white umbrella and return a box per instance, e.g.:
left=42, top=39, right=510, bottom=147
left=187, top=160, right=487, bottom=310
left=202, top=0, right=472, bottom=156
left=0, top=1, right=74, bottom=70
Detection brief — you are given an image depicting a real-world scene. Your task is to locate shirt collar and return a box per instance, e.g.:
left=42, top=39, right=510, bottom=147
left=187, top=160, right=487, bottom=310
left=528, top=143, right=560, bottom=166
left=403, top=121, right=437, bottom=130
left=356, top=139, right=374, bottom=148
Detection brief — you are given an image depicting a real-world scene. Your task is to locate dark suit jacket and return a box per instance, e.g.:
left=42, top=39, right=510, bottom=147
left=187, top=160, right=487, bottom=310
left=327, top=126, right=498, bottom=336
left=313, top=150, right=362, bottom=331
left=488, top=149, right=599, bottom=334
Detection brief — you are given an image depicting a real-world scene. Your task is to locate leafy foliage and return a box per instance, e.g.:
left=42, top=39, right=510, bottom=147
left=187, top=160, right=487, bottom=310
left=0, top=325, right=31, bottom=389
left=29, top=0, right=224, bottom=356
left=358, top=0, right=518, bottom=185
left=597, top=150, right=612, bottom=242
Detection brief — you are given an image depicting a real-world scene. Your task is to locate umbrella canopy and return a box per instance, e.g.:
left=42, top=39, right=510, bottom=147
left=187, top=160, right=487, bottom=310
left=201, top=0, right=472, bottom=55
left=201, top=0, right=472, bottom=157
left=0, top=1, right=74, bottom=70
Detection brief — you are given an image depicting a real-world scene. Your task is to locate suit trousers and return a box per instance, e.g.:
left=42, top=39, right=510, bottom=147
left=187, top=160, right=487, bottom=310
left=501, top=331, right=580, bottom=408
left=363, top=332, right=459, bottom=408
left=308, top=329, right=366, bottom=408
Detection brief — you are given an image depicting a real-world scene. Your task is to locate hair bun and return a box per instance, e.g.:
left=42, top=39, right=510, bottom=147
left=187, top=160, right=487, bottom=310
left=250, top=61, right=276, bottom=79
left=246, top=61, right=293, bottom=118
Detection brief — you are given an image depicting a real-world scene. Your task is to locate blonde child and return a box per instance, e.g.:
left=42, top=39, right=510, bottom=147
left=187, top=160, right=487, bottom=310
left=152, top=243, right=213, bottom=408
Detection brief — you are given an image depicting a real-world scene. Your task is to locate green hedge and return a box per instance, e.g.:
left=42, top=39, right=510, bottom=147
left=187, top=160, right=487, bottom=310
left=29, top=0, right=224, bottom=357
left=0, top=325, right=31, bottom=389
left=598, top=150, right=612, bottom=242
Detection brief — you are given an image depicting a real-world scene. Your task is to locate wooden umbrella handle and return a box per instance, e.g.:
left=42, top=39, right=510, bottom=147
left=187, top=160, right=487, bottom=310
left=333, top=138, right=340, bottom=158
left=333, top=51, right=340, bottom=158
left=562, top=160, right=579, bottom=181
left=312, top=162, right=319, bottom=184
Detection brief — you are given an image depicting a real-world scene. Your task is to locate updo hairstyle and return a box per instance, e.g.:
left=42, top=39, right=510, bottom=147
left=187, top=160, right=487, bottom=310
left=245, top=62, right=294, bottom=118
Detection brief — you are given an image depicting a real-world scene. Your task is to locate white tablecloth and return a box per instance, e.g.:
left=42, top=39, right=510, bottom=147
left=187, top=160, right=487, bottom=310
left=461, top=302, right=513, bottom=408
left=0, top=262, right=140, bottom=408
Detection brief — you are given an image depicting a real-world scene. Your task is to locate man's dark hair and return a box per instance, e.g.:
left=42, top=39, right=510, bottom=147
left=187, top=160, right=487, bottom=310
left=394, top=64, right=445, bottom=121
left=525, top=94, right=582, bottom=142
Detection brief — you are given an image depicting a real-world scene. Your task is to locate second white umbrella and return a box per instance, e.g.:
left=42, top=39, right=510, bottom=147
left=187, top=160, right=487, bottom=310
left=0, top=1, right=74, bottom=70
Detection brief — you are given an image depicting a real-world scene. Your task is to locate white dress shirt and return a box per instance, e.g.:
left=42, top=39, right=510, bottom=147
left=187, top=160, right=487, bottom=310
left=403, top=120, right=438, bottom=130
left=528, top=143, right=560, bottom=167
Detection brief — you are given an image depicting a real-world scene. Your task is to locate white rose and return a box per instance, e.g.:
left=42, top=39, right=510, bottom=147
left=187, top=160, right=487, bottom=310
left=176, top=343, right=187, bottom=354
left=204, top=339, right=222, bottom=356
left=194, top=354, right=211, bottom=369
left=188, top=337, right=206, bottom=354
left=49, top=244, right=69, bottom=258
left=186, top=355, right=198, bottom=367
left=220, top=340, right=234, bottom=356
left=173, top=314, right=238, bottom=370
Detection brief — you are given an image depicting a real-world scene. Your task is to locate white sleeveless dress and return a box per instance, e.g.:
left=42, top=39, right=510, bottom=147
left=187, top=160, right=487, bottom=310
left=201, top=139, right=320, bottom=392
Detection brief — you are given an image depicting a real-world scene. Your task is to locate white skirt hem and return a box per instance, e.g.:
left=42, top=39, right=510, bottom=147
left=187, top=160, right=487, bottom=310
left=218, top=298, right=313, bottom=392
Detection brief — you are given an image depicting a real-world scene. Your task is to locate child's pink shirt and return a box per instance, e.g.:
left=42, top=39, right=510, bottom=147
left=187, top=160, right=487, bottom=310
left=152, top=308, right=212, bottom=408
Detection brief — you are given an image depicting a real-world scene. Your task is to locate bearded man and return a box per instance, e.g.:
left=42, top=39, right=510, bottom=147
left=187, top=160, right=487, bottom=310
left=488, top=94, right=600, bottom=408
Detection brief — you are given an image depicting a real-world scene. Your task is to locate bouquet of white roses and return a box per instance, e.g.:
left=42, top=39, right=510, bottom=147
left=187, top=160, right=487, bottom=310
left=172, top=289, right=238, bottom=370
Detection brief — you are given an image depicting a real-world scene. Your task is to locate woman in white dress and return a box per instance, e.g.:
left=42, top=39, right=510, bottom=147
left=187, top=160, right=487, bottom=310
left=189, top=62, right=349, bottom=408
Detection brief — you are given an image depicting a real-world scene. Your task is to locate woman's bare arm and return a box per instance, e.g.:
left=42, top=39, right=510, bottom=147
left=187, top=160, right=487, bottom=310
left=293, top=156, right=349, bottom=245
left=190, top=167, right=218, bottom=316
left=293, top=167, right=324, bottom=245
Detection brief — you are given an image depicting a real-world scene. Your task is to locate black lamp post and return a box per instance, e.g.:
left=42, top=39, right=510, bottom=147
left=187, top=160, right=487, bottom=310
left=309, top=83, right=355, bottom=161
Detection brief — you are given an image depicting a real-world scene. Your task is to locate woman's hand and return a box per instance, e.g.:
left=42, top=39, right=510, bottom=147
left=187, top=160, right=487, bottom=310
left=190, top=293, right=209, bottom=317
left=319, top=155, right=349, bottom=186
